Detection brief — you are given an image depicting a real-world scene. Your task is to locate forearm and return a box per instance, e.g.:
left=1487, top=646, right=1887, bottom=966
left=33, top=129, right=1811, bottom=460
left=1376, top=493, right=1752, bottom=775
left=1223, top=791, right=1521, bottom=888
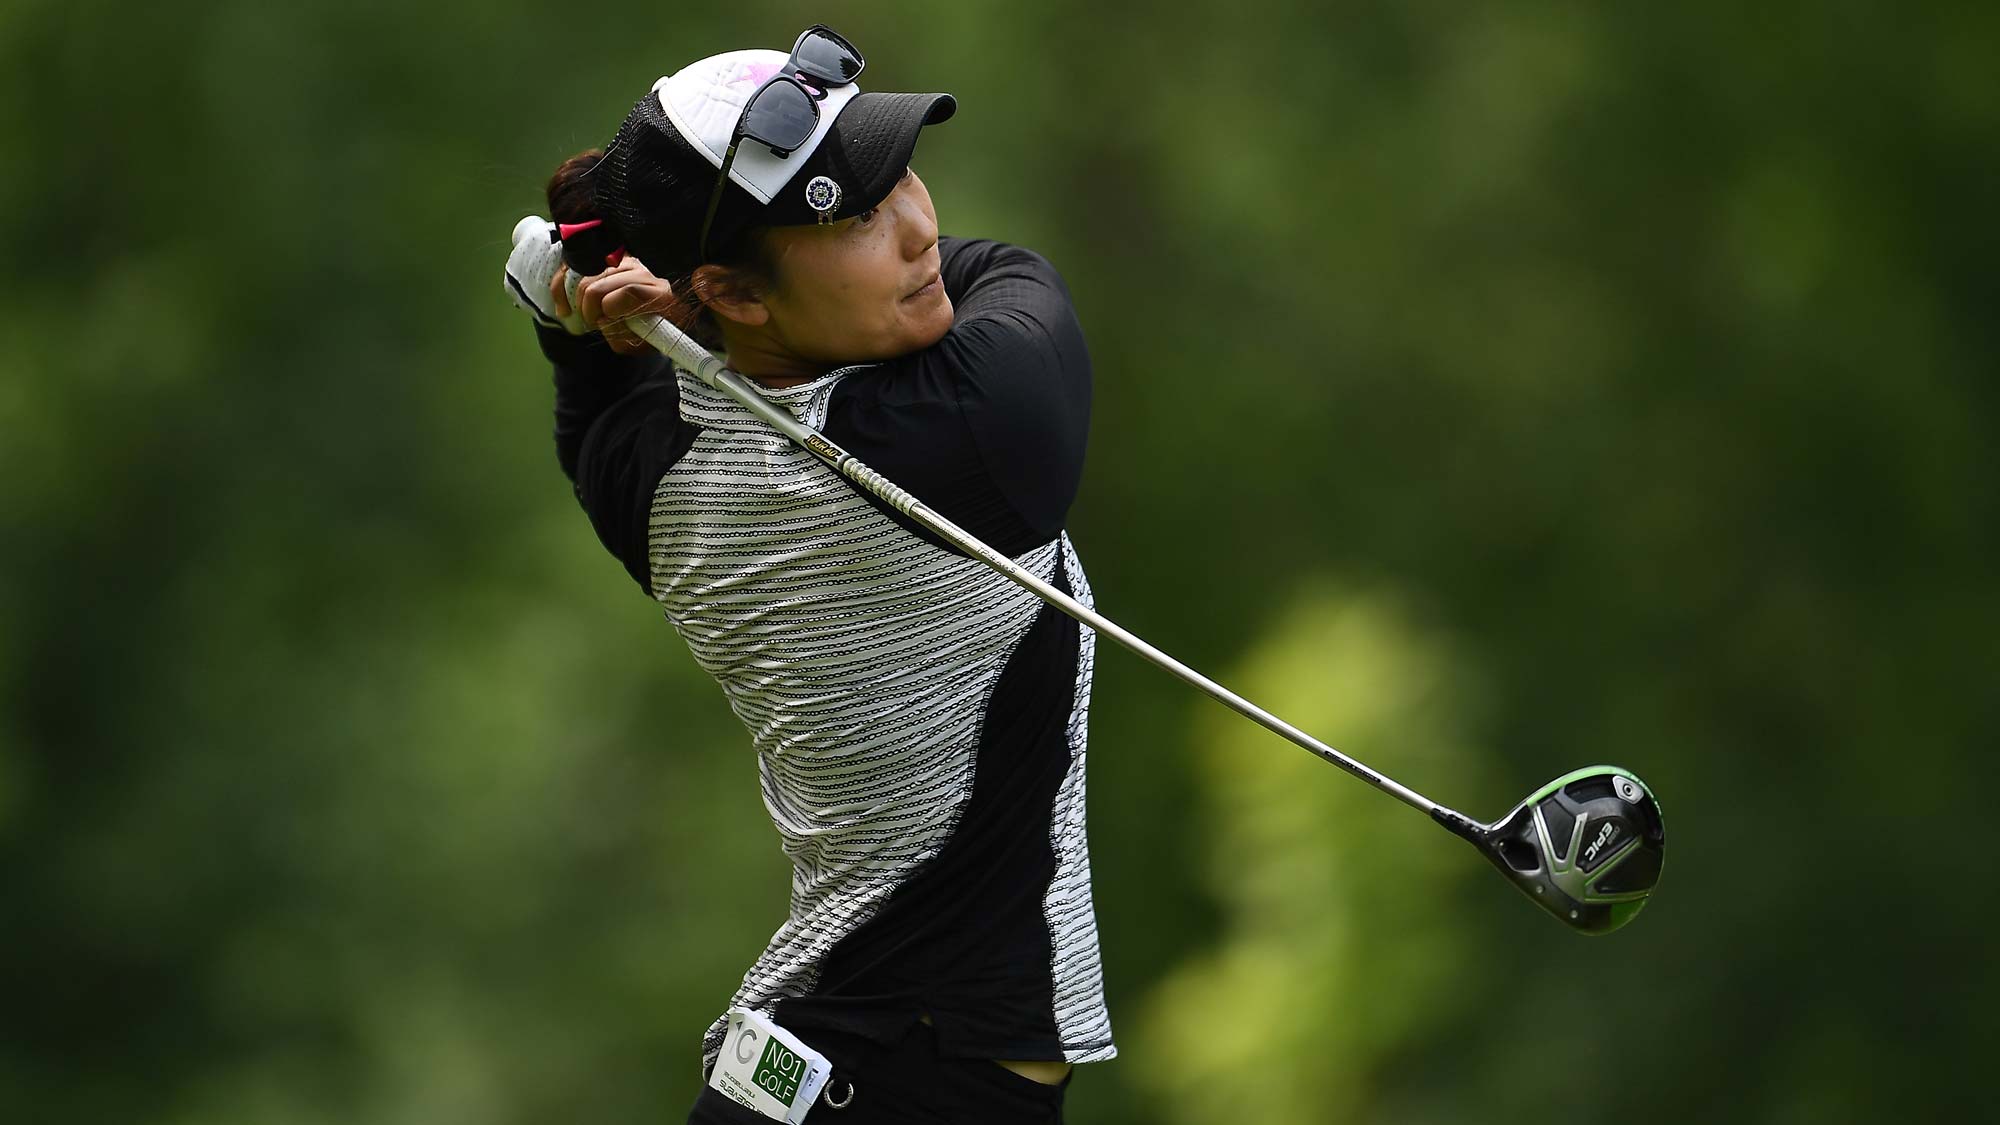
left=539, top=323, right=668, bottom=482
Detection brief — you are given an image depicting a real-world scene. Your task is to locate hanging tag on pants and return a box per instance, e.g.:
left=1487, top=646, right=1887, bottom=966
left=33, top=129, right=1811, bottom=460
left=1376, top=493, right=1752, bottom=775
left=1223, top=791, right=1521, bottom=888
left=707, top=1007, right=836, bottom=1123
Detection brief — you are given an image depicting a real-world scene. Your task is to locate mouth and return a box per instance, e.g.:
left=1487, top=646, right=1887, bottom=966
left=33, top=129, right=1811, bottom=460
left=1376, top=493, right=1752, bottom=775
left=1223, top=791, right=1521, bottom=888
left=903, top=272, right=942, bottom=301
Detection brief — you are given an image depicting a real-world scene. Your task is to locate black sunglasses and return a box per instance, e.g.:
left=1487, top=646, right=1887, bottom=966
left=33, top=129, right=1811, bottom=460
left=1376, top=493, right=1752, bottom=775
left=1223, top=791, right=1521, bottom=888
left=697, top=25, right=866, bottom=261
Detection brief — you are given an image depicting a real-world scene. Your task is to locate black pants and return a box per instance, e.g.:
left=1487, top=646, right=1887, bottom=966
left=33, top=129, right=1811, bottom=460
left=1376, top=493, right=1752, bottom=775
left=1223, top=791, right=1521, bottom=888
left=687, top=1019, right=1070, bottom=1125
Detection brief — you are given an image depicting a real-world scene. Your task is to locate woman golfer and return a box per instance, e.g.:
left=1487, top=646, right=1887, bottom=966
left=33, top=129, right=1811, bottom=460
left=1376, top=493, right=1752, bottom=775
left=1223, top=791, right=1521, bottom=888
left=515, top=25, right=1110, bottom=1124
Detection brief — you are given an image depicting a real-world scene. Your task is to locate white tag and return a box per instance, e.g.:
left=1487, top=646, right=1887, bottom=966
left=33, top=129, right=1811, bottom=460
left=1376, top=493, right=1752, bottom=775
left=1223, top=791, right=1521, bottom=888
left=707, top=1008, right=835, bottom=1123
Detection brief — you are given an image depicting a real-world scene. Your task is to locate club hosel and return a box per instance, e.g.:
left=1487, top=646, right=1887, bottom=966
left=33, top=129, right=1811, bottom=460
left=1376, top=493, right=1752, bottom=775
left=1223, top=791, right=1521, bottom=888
left=1429, top=806, right=1485, bottom=843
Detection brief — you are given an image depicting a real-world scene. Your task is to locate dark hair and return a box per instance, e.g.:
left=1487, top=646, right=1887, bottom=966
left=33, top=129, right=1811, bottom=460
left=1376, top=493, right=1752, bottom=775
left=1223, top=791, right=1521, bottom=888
left=544, top=148, right=777, bottom=354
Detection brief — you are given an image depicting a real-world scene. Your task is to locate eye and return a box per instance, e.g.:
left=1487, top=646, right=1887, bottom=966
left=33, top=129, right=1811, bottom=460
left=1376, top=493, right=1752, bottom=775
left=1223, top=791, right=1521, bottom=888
left=855, top=207, right=879, bottom=225
left=900, top=166, right=913, bottom=183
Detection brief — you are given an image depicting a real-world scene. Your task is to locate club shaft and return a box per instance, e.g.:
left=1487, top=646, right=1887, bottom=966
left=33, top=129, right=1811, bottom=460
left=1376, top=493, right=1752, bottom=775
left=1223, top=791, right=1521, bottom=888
left=626, top=311, right=1444, bottom=818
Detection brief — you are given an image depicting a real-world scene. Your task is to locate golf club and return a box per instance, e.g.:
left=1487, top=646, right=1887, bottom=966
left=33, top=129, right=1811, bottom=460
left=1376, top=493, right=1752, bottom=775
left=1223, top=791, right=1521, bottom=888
left=509, top=217, right=1668, bottom=934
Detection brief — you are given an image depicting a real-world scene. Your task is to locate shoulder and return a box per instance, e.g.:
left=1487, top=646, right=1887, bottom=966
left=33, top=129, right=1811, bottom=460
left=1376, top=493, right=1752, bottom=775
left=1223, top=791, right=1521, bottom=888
left=822, top=236, right=1093, bottom=552
left=934, top=237, right=1086, bottom=359
left=890, top=236, right=1091, bottom=404
left=575, top=374, right=699, bottom=594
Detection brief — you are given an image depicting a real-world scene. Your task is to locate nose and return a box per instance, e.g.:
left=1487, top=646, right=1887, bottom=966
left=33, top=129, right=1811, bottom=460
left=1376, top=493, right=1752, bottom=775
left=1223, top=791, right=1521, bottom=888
left=895, top=178, right=938, bottom=260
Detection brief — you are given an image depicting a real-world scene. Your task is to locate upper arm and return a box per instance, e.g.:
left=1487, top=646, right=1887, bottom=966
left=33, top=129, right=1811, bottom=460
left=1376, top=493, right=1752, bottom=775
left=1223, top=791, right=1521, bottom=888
left=570, top=379, right=699, bottom=594
left=935, top=244, right=1092, bottom=541
left=538, top=323, right=690, bottom=593
left=540, top=322, right=671, bottom=483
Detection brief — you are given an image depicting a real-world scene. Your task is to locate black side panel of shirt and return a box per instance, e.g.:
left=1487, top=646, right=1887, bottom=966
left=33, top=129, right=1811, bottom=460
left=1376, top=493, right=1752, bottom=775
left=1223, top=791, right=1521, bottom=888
left=541, top=235, right=1091, bottom=584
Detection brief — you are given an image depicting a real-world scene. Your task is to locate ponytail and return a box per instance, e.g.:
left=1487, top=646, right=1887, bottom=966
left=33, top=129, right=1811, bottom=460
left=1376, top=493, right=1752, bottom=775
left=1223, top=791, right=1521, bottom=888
left=543, top=146, right=774, bottom=352
left=545, top=148, right=602, bottom=223
left=543, top=149, right=627, bottom=275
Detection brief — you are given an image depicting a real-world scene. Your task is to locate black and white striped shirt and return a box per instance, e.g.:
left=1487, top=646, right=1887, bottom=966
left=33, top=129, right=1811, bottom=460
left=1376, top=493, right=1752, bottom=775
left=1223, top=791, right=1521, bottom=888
left=537, top=237, right=1113, bottom=1069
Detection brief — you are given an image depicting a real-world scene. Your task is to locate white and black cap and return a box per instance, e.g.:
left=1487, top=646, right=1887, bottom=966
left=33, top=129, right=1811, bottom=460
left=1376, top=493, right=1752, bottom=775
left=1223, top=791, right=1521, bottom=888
left=572, top=46, right=954, bottom=276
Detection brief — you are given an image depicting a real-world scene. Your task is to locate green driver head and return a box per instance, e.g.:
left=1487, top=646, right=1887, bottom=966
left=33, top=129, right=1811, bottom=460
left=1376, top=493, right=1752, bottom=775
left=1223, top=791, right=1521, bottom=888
left=1459, top=766, right=1666, bottom=934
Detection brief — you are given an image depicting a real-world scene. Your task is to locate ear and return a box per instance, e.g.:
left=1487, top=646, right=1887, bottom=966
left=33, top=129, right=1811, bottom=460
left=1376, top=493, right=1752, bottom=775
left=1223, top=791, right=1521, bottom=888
left=691, top=263, right=770, bottom=327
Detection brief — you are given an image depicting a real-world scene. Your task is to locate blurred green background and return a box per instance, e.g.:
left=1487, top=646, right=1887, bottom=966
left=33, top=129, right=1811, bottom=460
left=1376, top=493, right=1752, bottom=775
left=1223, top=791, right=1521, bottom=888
left=4, top=0, right=1994, bottom=1120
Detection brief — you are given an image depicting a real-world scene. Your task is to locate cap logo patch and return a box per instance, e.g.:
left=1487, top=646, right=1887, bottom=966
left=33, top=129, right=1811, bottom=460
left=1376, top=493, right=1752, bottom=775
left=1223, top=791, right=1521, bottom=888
left=734, top=61, right=783, bottom=89
left=805, top=176, right=842, bottom=222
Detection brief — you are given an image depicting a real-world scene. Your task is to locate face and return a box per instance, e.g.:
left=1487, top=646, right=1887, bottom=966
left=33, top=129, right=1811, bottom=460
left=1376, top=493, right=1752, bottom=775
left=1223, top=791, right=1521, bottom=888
left=751, top=167, right=953, bottom=365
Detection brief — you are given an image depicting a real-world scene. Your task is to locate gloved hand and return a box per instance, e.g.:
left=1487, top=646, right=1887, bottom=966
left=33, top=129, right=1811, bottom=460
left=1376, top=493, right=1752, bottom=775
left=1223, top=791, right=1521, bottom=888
left=503, top=215, right=589, bottom=335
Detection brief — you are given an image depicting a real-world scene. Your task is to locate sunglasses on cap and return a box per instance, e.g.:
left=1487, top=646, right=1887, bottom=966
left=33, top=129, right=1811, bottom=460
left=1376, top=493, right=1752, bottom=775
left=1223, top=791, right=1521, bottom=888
left=697, top=25, right=866, bottom=262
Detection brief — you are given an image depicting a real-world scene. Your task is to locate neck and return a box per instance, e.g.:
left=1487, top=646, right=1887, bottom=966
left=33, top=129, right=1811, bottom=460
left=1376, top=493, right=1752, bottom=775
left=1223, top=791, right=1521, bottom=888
left=717, top=323, right=827, bottom=389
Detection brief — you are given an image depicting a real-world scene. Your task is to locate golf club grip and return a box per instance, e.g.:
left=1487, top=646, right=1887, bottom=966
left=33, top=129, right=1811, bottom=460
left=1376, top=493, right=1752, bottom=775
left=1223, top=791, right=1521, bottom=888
left=585, top=297, right=1447, bottom=819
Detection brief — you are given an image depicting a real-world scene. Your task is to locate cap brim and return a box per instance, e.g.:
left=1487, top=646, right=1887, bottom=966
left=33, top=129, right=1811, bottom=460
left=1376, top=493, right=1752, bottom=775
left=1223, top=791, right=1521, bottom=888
left=762, top=91, right=956, bottom=227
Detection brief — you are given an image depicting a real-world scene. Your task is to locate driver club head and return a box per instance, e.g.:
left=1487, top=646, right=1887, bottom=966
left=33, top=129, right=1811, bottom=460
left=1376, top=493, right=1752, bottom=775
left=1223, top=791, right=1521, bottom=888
left=1465, top=766, right=1666, bottom=934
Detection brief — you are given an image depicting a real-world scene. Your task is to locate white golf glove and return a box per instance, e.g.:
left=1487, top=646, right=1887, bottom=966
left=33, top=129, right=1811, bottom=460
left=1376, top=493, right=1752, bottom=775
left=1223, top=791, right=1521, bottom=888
left=503, top=214, right=589, bottom=335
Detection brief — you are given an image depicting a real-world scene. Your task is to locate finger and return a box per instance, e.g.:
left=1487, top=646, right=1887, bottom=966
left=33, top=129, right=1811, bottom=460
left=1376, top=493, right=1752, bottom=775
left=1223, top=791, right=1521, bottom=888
left=585, top=279, right=636, bottom=329
left=606, top=323, right=649, bottom=354
left=550, top=264, right=571, bottom=317
left=578, top=273, right=608, bottom=327
left=601, top=288, right=638, bottom=323
left=581, top=262, right=658, bottom=328
left=603, top=282, right=673, bottom=323
left=608, top=332, right=651, bottom=356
